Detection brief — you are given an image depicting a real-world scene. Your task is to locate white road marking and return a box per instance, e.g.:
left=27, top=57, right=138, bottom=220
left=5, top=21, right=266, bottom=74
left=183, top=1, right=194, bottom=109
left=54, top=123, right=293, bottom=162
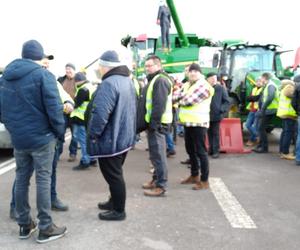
left=0, top=132, right=72, bottom=176
left=210, top=177, right=257, bottom=229
left=0, top=162, right=16, bottom=175
left=0, top=158, right=15, bottom=168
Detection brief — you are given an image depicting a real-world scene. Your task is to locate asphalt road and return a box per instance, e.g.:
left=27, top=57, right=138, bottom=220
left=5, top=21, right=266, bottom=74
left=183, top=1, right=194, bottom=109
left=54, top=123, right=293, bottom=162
left=1, top=131, right=300, bottom=250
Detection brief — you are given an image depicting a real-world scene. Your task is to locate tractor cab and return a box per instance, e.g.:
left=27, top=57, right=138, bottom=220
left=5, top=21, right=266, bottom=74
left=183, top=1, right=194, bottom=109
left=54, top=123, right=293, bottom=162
left=217, top=44, right=289, bottom=120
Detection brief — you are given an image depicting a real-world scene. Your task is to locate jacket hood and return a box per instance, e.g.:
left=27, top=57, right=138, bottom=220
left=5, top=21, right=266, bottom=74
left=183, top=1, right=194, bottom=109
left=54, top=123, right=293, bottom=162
left=3, top=58, right=41, bottom=81
left=101, top=65, right=130, bottom=81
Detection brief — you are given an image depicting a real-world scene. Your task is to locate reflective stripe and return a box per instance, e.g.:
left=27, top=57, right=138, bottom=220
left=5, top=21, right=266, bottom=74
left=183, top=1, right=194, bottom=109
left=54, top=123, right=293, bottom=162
left=145, top=74, right=173, bottom=124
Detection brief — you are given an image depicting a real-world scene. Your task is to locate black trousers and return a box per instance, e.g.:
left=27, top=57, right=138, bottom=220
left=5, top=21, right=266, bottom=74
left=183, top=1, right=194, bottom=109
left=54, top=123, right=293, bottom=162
left=98, top=152, right=127, bottom=212
left=160, top=24, right=170, bottom=48
left=257, top=114, right=274, bottom=151
left=207, top=121, right=220, bottom=155
left=184, top=126, right=209, bottom=182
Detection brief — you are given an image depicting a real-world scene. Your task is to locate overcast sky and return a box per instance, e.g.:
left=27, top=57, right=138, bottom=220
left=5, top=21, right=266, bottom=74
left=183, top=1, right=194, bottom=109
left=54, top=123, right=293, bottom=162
left=0, top=0, right=299, bottom=77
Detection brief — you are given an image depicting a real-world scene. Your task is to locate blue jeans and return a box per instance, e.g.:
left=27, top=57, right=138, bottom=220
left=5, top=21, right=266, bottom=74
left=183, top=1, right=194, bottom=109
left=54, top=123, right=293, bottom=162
left=14, top=140, right=56, bottom=230
left=51, top=140, right=63, bottom=202
left=176, top=110, right=184, bottom=135
left=11, top=140, right=61, bottom=210
left=73, top=124, right=90, bottom=165
left=69, top=136, right=78, bottom=156
left=295, top=117, right=300, bottom=162
left=165, top=132, right=175, bottom=152
left=245, top=111, right=258, bottom=142
left=280, top=118, right=296, bottom=154
left=63, top=114, right=78, bottom=157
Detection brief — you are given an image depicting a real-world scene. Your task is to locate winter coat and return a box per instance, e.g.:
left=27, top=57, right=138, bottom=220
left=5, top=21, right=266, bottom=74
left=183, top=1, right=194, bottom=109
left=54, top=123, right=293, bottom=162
left=87, top=66, right=136, bottom=157
left=209, top=84, right=230, bottom=122
left=0, top=58, right=64, bottom=150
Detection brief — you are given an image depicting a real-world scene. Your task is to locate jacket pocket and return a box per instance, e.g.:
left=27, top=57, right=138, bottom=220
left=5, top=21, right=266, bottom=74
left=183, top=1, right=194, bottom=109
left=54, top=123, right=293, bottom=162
left=87, top=137, right=101, bottom=156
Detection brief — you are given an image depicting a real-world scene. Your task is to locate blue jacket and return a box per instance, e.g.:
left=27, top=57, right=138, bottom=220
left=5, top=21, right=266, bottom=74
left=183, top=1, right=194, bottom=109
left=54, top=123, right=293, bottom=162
left=88, top=66, right=136, bottom=157
left=0, top=59, right=64, bottom=150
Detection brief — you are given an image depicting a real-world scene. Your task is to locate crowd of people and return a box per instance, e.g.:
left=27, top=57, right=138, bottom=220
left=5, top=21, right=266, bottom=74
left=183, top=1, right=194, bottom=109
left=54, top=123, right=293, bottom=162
left=1, top=38, right=300, bottom=244
left=244, top=72, right=300, bottom=164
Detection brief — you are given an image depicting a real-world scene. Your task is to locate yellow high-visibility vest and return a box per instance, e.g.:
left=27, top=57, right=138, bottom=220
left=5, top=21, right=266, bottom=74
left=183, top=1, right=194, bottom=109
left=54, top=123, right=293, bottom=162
left=276, top=86, right=296, bottom=118
left=70, top=82, right=96, bottom=121
left=133, top=78, right=140, bottom=97
left=145, top=74, right=173, bottom=124
left=263, top=81, right=279, bottom=110
left=179, top=81, right=214, bottom=124
left=246, top=86, right=263, bottom=110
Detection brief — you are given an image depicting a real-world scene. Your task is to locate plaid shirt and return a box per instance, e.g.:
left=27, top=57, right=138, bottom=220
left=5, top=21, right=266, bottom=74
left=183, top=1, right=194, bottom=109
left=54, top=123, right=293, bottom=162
left=173, top=80, right=210, bottom=106
left=173, top=79, right=211, bottom=128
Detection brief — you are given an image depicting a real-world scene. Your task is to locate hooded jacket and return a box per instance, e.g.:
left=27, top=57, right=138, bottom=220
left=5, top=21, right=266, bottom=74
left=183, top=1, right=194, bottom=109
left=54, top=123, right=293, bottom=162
left=0, top=59, right=64, bottom=150
left=87, top=66, right=136, bottom=157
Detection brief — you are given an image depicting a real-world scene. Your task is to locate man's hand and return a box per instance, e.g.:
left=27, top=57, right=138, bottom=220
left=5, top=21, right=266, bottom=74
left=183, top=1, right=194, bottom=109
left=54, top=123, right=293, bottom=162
left=156, top=19, right=160, bottom=25
left=63, top=103, right=74, bottom=114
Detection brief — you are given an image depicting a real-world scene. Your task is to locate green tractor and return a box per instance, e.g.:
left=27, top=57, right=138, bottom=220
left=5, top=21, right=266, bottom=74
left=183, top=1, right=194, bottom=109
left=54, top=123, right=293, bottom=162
left=121, top=0, right=227, bottom=78
left=122, top=0, right=292, bottom=129
left=216, top=43, right=292, bottom=127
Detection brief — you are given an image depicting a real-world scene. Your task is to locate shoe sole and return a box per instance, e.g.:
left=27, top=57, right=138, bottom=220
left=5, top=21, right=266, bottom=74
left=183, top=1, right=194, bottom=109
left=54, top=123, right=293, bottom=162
left=142, top=185, right=156, bottom=189
left=143, top=191, right=167, bottom=197
left=281, top=157, right=296, bottom=160
left=19, top=226, right=38, bottom=239
left=192, top=186, right=209, bottom=190
left=72, top=167, right=90, bottom=170
left=51, top=207, right=69, bottom=212
left=98, top=216, right=126, bottom=221
left=36, top=230, right=67, bottom=244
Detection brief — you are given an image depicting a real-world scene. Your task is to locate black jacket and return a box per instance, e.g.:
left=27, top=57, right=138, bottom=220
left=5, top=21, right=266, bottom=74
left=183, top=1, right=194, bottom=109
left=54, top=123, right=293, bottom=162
left=71, top=81, right=91, bottom=125
left=292, top=82, right=300, bottom=115
left=146, top=70, right=172, bottom=132
left=210, top=84, right=230, bottom=122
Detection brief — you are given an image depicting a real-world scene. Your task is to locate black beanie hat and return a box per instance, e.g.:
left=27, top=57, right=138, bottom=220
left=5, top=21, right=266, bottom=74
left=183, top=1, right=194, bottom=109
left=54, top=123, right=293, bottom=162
left=189, top=63, right=201, bottom=73
left=74, top=72, right=87, bottom=82
left=294, top=74, right=300, bottom=83
left=206, top=72, right=217, bottom=79
left=22, top=40, right=44, bottom=61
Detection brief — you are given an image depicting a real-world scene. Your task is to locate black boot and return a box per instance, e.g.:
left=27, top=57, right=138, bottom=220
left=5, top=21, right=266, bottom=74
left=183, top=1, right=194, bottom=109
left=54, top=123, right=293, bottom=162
left=98, top=210, right=126, bottom=221
left=97, top=198, right=113, bottom=210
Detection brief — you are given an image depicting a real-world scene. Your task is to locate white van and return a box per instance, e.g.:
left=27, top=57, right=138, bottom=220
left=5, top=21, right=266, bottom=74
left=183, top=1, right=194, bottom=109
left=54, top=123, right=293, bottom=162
left=0, top=67, right=13, bottom=149
left=0, top=122, right=12, bottom=148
